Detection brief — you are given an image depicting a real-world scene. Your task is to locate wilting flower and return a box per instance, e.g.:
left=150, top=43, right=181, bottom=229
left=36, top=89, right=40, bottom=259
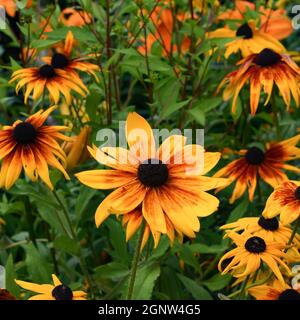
left=263, top=181, right=300, bottom=225
left=137, top=5, right=191, bottom=56
left=0, top=106, right=70, bottom=189
left=59, top=7, right=92, bottom=27
left=63, top=126, right=91, bottom=172
left=15, top=274, right=86, bottom=300
left=218, top=232, right=291, bottom=284
left=0, top=0, right=32, bottom=17
left=217, top=0, right=293, bottom=40
left=218, top=48, right=300, bottom=115
left=249, top=279, right=300, bottom=300
left=76, top=112, right=229, bottom=247
left=42, top=31, right=99, bottom=81
left=220, top=216, right=297, bottom=244
left=214, top=135, right=300, bottom=203
left=208, top=21, right=285, bottom=59
left=9, top=63, right=88, bottom=105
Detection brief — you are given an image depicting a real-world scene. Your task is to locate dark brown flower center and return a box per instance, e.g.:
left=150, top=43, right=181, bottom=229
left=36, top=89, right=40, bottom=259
left=258, top=216, right=279, bottom=231
left=63, top=13, right=73, bottom=20
left=245, top=147, right=265, bottom=165
left=245, top=236, right=266, bottom=253
left=137, top=159, right=169, bottom=187
left=236, top=23, right=253, bottom=39
left=39, top=64, right=56, bottom=78
left=51, top=53, right=69, bottom=69
left=13, top=122, right=37, bottom=145
left=294, top=186, right=300, bottom=200
left=253, top=48, right=282, bottom=67
left=278, top=289, right=300, bottom=300
left=52, top=284, right=73, bottom=300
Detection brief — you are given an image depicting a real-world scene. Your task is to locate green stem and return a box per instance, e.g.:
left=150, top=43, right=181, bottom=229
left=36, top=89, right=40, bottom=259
left=271, top=93, right=280, bottom=140
left=238, top=275, right=250, bottom=300
left=126, top=223, right=145, bottom=300
left=287, top=216, right=300, bottom=246
left=23, top=196, right=36, bottom=245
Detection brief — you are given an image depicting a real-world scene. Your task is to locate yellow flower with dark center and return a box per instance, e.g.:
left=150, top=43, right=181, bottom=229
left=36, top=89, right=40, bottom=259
left=214, top=135, right=300, bottom=203
left=9, top=63, right=88, bottom=105
left=263, top=181, right=300, bottom=225
left=75, top=112, right=229, bottom=247
left=0, top=106, right=70, bottom=189
left=218, top=232, right=291, bottom=284
left=208, top=21, right=285, bottom=59
left=42, top=31, right=99, bottom=81
left=249, top=279, right=300, bottom=300
left=59, top=7, right=92, bottom=27
left=15, top=274, right=86, bottom=300
left=220, top=216, right=296, bottom=244
left=217, top=48, right=300, bottom=115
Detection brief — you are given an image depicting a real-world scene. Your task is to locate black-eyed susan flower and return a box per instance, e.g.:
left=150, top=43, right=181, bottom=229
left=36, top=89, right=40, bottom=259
left=214, top=135, right=300, bottom=203
left=263, top=181, right=300, bottom=225
left=0, top=106, right=70, bottom=189
left=15, top=274, right=86, bottom=300
left=59, top=7, right=92, bottom=27
left=249, top=278, right=300, bottom=300
left=218, top=48, right=300, bottom=115
left=9, top=63, right=88, bottom=105
left=220, top=216, right=296, bottom=244
left=218, top=232, right=291, bottom=284
left=217, top=1, right=293, bottom=40
left=75, top=112, right=229, bottom=247
left=42, top=31, right=99, bottom=81
left=208, top=21, right=285, bottom=59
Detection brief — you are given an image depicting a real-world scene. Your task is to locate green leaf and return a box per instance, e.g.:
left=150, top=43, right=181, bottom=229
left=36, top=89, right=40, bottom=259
left=177, top=274, right=212, bottom=300
left=106, top=219, right=129, bottom=265
left=54, top=235, right=80, bottom=256
left=122, top=261, right=160, bottom=299
left=94, top=262, right=129, bottom=280
left=75, top=186, right=97, bottom=222
left=188, top=108, right=205, bottom=126
left=5, top=254, right=20, bottom=297
left=226, top=197, right=249, bottom=223
left=189, top=243, right=227, bottom=254
left=22, top=243, right=52, bottom=283
left=160, top=99, right=191, bottom=120
left=31, top=39, right=61, bottom=49
left=149, top=236, right=170, bottom=261
left=202, top=274, right=232, bottom=291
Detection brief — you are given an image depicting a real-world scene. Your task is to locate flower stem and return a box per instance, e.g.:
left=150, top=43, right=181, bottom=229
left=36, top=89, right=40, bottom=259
left=271, top=92, right=280, bottom=140
left=51, top=189, right=96, bottom=297
left=126, top=222, right=145, bottom=300
left=287, top=216, right=300, bottom=246
left=238, top=275, right=250, bottom=300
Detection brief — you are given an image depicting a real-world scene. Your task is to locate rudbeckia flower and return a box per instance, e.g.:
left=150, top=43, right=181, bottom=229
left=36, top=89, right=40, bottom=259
left=0, top=106, right=70, bottom=189
left=217, top=1, right=293, bottom=40
left=218, top=48, right=300, bottom=115
left=42, top=31, right=99, bottom=81
left=263, top=181, right=300, bottom=225
left=220, top=216, right=297, bottom=244
left=9, top=63, right=88, bottom=105
left=249, top=279, right=300, bottom=300
left=76, top=112, right=229, bottom=247
left=0, top=0, right=31, bottom=17
left=208, top=21, right=285, bottom=59
left=15, top=274, right=86, bottom=300
left=214, top=135, right=300, bottom=203
left=59, top=7, right=92, bottom=27
left=218, top=232, right=291, bottom=284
